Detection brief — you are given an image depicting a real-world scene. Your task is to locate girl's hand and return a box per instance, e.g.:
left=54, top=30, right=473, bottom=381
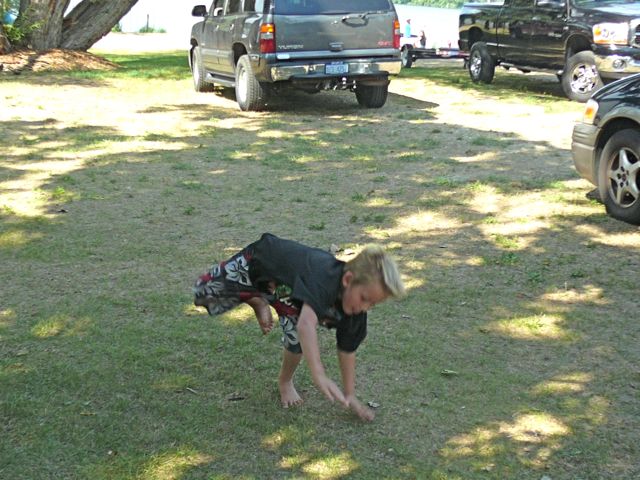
left=347, top=396, right=375, bottom=422
left=315, top=375, right=348, bottom=407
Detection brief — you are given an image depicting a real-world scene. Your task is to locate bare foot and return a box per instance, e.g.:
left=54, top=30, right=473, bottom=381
left=279, top=380, right=303, bottom=408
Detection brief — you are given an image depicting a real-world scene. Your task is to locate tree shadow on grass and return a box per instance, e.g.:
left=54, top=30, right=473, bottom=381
left=1, top=76, right=639, bottom=479
left=403, top=60, right=568, bottom=102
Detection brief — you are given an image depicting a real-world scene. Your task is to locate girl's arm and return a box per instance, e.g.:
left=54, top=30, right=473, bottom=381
left=297, top=303, right=348, bottom=406
left=338, top=350, right=375, bottom=421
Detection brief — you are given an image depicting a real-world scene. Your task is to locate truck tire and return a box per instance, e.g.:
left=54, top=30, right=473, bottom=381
left=597, top=128, right=640, bottom=225
left=561, top=51, right=603, bottom=103
left=355, top=84, right=388, bottom=108
left=235, top=54, right=266, bottom=111
left=401, top=46, right=413, bottom=68
left=468, top=42, right=495, bottom=84
left=192, top=46, right=214, bottom=92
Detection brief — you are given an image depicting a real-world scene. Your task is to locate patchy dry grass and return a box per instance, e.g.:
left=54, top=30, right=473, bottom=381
left=1, top=53, right=639, bottom=479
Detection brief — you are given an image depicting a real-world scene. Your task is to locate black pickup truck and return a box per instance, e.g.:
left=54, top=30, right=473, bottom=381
left=458, top=0, right=640, bottom=102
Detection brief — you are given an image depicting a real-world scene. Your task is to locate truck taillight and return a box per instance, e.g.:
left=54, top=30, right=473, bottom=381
left=393, top=20, right=400, bottom=49
left=260, top=23, right=276, bottom=53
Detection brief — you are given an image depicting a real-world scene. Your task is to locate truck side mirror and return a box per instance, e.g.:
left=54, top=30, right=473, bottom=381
left=192, top=5, right=207, bottom=17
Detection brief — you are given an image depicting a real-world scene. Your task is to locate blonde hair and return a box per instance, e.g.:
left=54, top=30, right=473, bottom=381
left=344, top=245, right=405, bottom=298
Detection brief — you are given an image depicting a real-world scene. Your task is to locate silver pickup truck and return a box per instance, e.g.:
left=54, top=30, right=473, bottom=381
left=189, top=0, right=402, bottom=111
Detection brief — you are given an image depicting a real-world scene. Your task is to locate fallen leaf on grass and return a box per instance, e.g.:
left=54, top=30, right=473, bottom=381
left=440, top=369, right=459, bottom=377
left=226, top=392, right=246, bottom=401
left=367, top=401, right=380, bottom=409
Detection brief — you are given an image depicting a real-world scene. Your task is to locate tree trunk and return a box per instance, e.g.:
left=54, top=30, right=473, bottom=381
left=61, top=0, right=138, bottom=50
left=17, top=0, right=138, bottom=51
left=19, top=0, right=70, bottom=50
left=0, top=24, right=11, bottom=54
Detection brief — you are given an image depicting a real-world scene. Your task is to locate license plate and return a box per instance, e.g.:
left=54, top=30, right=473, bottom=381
left=325, top=63, right=348, bottom=75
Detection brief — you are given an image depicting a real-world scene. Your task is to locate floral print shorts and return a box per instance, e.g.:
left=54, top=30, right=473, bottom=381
left=194, top=249, right=303, bottom=353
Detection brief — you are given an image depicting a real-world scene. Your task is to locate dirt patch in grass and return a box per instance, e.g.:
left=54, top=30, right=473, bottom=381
left=0, top=48, right=118, bottom=73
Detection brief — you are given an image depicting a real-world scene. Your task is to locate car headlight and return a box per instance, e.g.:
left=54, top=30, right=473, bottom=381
left=583, top=99, right=599, bottom=124
left=593, top=22, right=629, bottom=45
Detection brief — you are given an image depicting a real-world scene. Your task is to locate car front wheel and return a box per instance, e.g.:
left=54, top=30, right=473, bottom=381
left=235, top=54, right=266, bottom=111
left=597, top=128, right=640, bottom=225
left=562, top=51, right=603, bottom=102
left=468, top=42, right=495, bottom=84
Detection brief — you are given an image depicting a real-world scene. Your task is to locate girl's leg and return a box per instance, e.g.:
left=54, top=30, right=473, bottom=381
left=195, top=248, right=273, bottom=334
left=279, top=348, right=303, bottom=407
left=245, top=296, right=274, bottom=334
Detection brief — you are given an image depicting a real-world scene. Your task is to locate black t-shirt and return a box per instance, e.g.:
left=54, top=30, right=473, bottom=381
left=247, top=233, right=367, bottom=352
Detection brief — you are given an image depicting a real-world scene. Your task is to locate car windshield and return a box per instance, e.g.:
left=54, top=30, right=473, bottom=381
left=274, top=0, right=392, bottom=15
left=573, top=0, right=638, bottom=5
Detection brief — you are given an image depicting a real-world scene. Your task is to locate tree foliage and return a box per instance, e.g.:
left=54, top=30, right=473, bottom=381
left=1, top=0, right=138, bottom=54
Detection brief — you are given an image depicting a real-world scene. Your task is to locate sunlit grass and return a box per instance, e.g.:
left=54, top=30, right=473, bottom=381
left=1, top=52, right=638, bottom=480
left=487, top=313, right=577, bottom=341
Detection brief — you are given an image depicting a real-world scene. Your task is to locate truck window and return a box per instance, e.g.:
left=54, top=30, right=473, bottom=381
left=209, top=0, right=225, bottom=14
left=227, top=0, right=242, bottom=14
left=244, top=0, right=264, bottom=12
left=275, top=0, right=392, bottom=15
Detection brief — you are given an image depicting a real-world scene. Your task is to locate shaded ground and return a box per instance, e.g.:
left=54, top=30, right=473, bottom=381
left=1, top=53, right=639, bottom=479
left=0, top=48, right=118, bottom=73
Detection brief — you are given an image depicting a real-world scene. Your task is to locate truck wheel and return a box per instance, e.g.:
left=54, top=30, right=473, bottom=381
left=235, top=54, right=266, bottom=111
left=561, top=51, right=603, bottom=103
left=355, top=84, right=388, bottom=108
left=597, top=128, right=640, bottom=225
left=192, top=46, right=214, bottom=92
left=401, top=46, right=413, bottom=68
left=468, top=42, right=494, bottom=84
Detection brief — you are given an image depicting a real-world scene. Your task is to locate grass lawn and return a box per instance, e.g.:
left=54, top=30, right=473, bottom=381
left=1, top=52, right=639, bottom=479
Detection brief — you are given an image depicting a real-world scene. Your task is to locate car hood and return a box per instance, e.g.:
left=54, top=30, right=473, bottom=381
left=593, top=72, right=640, bottom=101
left=578, top=1, right=640, bottom=20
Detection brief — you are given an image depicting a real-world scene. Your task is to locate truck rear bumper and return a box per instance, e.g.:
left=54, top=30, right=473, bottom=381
left=571, top=122, right=600, bottom=185
left=269, top=59, right=401, bottom=82
left=595, top=49, right=640, bottom=79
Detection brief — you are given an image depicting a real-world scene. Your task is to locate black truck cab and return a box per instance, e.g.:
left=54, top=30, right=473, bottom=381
left=459, top=0, right=640, bottom=101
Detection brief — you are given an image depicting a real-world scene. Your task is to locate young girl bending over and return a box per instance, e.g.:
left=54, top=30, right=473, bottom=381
left=194, top=233, right=405, bottom=421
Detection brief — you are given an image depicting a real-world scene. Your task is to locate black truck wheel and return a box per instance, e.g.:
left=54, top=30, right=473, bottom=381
left=561, top=51, right=603, bottom=103
left=355, top=83, right=388, bottom=108
left=192, top=46, right=214, bottom=92
left=401, top=46, right=413, bottom=68
left=235, top=54, right=266, bottom=111
left=597, top=128, right=640, bottom=225
left=468, top=42, right=495, bottom=84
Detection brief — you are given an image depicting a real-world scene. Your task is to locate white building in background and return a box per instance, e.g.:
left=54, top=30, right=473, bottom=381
left=67, top=0, right=202, bottom=36
left=79, top=1, right=460, bottom=51
left=394, top=4, right=460, bottom=49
